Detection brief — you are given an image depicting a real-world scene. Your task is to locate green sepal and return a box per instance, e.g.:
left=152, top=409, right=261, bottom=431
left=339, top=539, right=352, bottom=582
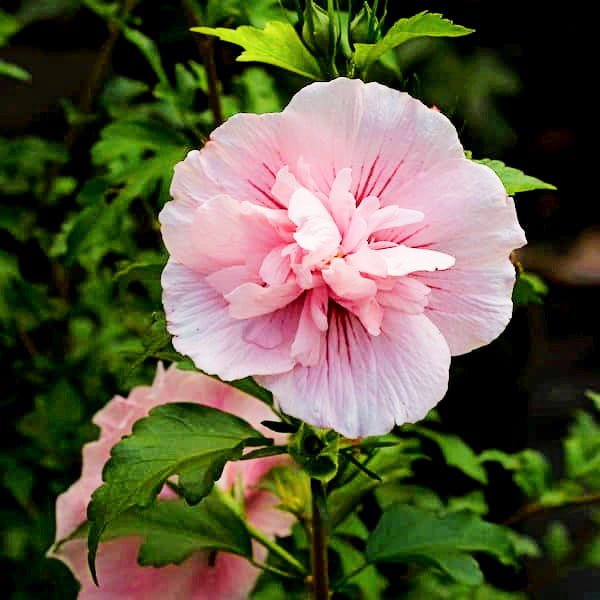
left=289, top=423, right=340, bottom=482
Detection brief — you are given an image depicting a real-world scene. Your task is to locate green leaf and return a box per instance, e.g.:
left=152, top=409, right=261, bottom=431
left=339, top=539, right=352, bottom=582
left=331, top=537, right=388, bottom=600
left=585, top=389, right=600, bottom=413
left=227, top=377, right=274, bottom=406
left=105, top=492, right=252, bottom=566
left=366, top=505, right=516, bottom=585
left=447, top=491, right=488, bottom=516
left=354, top=12, right=473, bottom=73
left=328, top=438, right=422, bottom=526
left=375, top=483, right=444, bottom=513
left=407, top=425, right=488, bottom=484
left=0, top=8, right=22, bottom=45
left=563, top=410, right=600, bottom=487
left=192, top=21, right=323, bottom=80
left=479, top=448, right=551, bottom=499
left=543, top=521, right=573, bottom=562
left=475, top=159, right=556, bottom=195
left=234, top=67, right=282, bottom=113
left=87, top=402, right=270, bottom=582
left=114, top=261, right=165, bottom=287
left=0, top=58, right=31, bottom=81
left=513, top=272, right=548, bottom=306
left=122, top=26, right=168, bottom=84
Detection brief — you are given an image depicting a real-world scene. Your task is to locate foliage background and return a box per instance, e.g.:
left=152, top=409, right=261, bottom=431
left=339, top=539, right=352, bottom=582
left=1, top=1, right=599, bottom=598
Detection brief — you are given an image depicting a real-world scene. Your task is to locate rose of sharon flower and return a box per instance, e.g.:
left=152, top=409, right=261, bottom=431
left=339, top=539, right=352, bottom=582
left=49, top=364, right=293, bottom=600
left=161, top=77, right=526, bottom=438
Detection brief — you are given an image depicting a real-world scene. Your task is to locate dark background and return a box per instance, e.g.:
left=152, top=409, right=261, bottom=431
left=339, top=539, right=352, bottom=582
left=2, top=1, right=599, bottom=598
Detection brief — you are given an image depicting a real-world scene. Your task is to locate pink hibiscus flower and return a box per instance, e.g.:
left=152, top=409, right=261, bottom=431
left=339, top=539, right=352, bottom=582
left=49, top=364, right=293, bottom=599
left=160, top=77, right=526, bottom=438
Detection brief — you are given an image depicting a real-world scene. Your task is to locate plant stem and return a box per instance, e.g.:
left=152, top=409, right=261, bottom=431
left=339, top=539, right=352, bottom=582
left=250, top=559, right=299, bottom=580
left=310, top=478, right=330, bottom=600
left=504, top=491, right=600, bottom=525
left=246, top=523, right=307, bottom=576
left=182, top=0, right=224, bottom=126
left=334, top=562, right=369, bottom=590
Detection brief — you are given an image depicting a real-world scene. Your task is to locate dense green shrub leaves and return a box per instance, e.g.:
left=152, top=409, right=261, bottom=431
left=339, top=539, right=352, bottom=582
left=353, top=12, right=474, bottom=74
left=192, top=22, right=323, bottom=79
left=366, top=505, right=516, bottom=585
left=475, top=159, right=556, bottom=195
left=87, top=403, right=271, bottom=581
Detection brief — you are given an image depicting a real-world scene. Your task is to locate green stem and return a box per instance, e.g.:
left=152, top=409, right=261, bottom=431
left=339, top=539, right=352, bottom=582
left=310, top=479, right=330, bottom=600
left=250, top=559, right=300, bottom=580
left=246, top=522, right=307, bottom=576
left=334, top=562, right=369, bottom=590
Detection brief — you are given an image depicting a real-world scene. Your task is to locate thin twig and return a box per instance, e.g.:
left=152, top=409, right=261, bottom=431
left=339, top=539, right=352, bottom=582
left=504, top=491, right=600, bottom=525
left=334, top=561, right=369, bottom=590
left=182, top=0, right=224, bottom=126
left=250, top=559, right=301, bottom=580
left=246, top=522, right=308, bottom=576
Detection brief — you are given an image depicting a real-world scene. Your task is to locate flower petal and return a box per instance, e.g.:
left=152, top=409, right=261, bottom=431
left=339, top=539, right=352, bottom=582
left=377, top=245, right=455, bottom=277
left=288, top=187, right=341, bottom=264
left=382, top=159, right=526, bottom=266
left=162, top=261, right=297, bottom=379
left=279, top=78, right=463, bottom=200
left=225, top=281, right=302, bottom=319
left=418, top=261, right=518, bottom=355
left=259, top=308, right=450, bottom=438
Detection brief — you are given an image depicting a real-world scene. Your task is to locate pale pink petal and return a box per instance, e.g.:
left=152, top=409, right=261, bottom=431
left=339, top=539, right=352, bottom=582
left=382, top=159, right=526, bottom=266
left=326, top=168, right=355, bottom=234
left=357, top=297, right=384, bottom=336
left=377, top=245, right=455, bottom=277
left=418, top=261, right=518, bottom=355
left=378, top=278, right=431, bottom=314
left=309, top=285, right=329, bottom=331
left=225, top=281, right=302, bottom=319
left=344, top=245, right=388, bottom=277
left=322, top=258, right=377, bottom=300
left=291, top=291, right=326, bottom=366
left=259, top=245, right=292, bottom=286
left=162, top=260, right=297, bottom=379
left=288, top=187, right=341, bottom=264
left=246, top=491, right=295, bottom=540
left=259, top=309, right=451, bottom=438
left=278, top=78, right=463, bottom=200
left=187, top=195, right=287, bottom=275
left=53, top=538, right=203, bottom=600
left=367, top=205, right=424, bottom=234
left=271, top=165, right=300, bottom=207
left=206, top=265, right=260, bottom=296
